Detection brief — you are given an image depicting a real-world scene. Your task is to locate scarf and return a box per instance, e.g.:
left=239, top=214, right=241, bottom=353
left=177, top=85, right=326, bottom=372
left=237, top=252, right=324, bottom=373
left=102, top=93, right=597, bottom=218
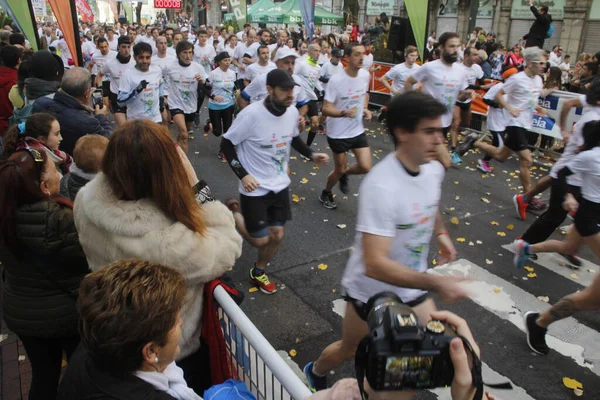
left=135, top=362, right=202, bottom=400
left=306, top=56, right=318, bottom=67
left=116, top=53, right=131, bottom=64
left=24, top=78, right=60, bottom=101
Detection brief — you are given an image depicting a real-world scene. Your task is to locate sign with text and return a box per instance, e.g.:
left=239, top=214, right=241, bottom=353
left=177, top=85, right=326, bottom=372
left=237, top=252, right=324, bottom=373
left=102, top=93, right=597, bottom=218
left=367, top=0, right=395, bottom=16
left=437, top=0, right=458, bottom=17
left=477, top=0, right=494, bottom=18
left=31, top=0, right=47, bottom=17
left=154, top=0, right=181, bottom=8
left=532, top=91, right=582, bottom=139
left=510, top=0, right=564, bottom=20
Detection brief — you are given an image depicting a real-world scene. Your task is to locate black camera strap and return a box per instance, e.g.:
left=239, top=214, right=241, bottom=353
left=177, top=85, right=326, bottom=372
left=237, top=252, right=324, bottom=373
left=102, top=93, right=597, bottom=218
left=355, top=337, right=370, bottom=400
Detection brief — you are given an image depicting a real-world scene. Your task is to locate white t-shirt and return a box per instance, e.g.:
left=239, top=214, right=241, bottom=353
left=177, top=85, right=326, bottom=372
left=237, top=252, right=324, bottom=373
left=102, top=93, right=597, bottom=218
left=208, top=67, right=236, bottom=108
left=224, top=45, right=238, bottom=73
left=163, top=60, right=208, bottom=114
left=410, top=60, right=468, bottom=128
left=81, top=41, right=96, bottom=59
left=166, top=47, right=177, bottom=58
left=483, top=82, right=507, bottom=132
left=102, top=57, right=135, bottom=94
left=107, top=36, right=118, bottom=51
left=151, top=54, right=176, bottom=74
left=384, top=62, right=421, bottom=93
left=245, top=61, right=276, bottom=82
left=458, top=63, right=483, bottom=104
left=361, top=53, right=374, bottom=71
left=222, top=102, right=300, bottom=196
left=90, top=50, right=116, bottom=77
left=245, top=42, right=261, bottom=61
left=242, top=73, right=308, bottom=106
left=324, top=68, right=370, bottom=139
left=317, top=52, right=330, bottom=66
left=294, top=59, right=323, bottom=101
left=56, top=39, right=72, bottom=69
left=118, top=66, right=163, bottom=123
left=320, top=60, right=344, bottom=91
left=550, top=106, right=600, bottom=187
left=193, top=43, right=216, bottom=74
left=234, top=43, right=253, bottom=80
left=342, top=154, right=445, bottom=303
left=502, top=71, right=543, bottom=129
left=567, top=146, right=600, bottom=203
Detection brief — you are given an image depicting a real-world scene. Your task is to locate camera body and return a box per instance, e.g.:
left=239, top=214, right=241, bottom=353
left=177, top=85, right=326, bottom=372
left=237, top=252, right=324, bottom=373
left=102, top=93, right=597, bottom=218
left=361, top=292, right=456, bottom=391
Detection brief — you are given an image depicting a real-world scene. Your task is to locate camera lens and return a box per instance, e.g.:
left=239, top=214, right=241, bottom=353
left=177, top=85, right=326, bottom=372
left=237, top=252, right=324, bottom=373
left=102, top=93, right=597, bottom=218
left=366, top=292, right=418, bottom=332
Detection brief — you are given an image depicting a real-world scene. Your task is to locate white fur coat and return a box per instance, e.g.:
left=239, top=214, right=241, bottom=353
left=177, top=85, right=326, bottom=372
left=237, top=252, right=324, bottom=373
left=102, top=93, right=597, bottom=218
left=73, top=173, right=243, bottom=359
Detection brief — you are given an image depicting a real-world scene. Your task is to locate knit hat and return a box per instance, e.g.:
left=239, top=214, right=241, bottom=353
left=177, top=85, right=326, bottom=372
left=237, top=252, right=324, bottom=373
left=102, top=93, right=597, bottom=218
left=30, top=50, right=62, bottom=81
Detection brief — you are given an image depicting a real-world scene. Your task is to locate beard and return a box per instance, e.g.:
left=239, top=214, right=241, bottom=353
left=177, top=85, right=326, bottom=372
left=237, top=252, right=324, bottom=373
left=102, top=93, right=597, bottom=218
left=442, top=52, right=458, bottom=64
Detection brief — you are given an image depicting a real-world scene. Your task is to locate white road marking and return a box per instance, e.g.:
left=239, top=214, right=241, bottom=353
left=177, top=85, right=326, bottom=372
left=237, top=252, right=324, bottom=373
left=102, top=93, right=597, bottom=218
left=430, top=260, right=600, bottom=374
left=503, top=242, right=598, bottom=287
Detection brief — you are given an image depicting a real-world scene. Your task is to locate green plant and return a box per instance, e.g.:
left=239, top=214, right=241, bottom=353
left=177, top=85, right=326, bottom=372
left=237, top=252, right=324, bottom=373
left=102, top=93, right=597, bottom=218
left=0, top=11, right=13, bottom=28
left=372, top=31, right=396, bottom=63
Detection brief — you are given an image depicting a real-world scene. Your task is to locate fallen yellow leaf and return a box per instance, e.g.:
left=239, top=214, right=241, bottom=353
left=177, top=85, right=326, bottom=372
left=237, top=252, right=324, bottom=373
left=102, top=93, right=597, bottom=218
left=300, top=178, right=308, bottom=183
left=450, top=217, right=459, bottom=225
left=506, top=224, right=514, bottom=230
left=313, top=166, right=319, bottom=170
left=490, top=221, right=499, bottom=226
left=456, top=238, right=466, bottom=243
left=317, top=263, right=328, bottom=270
left=454, top=181, right=459, bottom=184
left=481, top=197, right=490, bottom=204
left=497, top=232, right=506, bottom=237
left=289, top=349, right=297, bottom=357
left=493, top=288, right=501, bottom=293
left=527, top=273, right=537, bottom=278
left=563, top=377, right=583, bottom=390
left=249, top=287, right=258, bottom=293
left=524, top=266, right=535, bottom=272
left=292, top=194, right=300, bottom=203
left=570, top=273, right=579, bottom=280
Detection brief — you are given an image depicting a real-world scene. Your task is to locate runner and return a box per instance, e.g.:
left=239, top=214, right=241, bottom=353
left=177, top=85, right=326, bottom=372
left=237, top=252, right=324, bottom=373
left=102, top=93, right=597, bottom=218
left=304, top=91, right=469, bottom=392
left=116, top=42, right=163, bottom=124
left=319, top=48, right=344, bottom=92
left=89, top=37, right=116, bottom=109
left=105, top=26, right=118, bottom=51
left=193, top=29, right=216, bottom=127
left=319, top=42, right=372, bottom=210
left=163, top=40, right=208, bottom=154
left=295, top=43, right=324, bottom=147
left=456, top=47, right=547, bottom=199
left=151, top=36, right=176, bottom=125
left=244, top=45, right=275, bottom=85
left=99, top=35, right=135, bottom=127
left=233, top=29, right=257, bottom=89
left=206, top=51, right=236, bottom=158
left=221, top=69, right=329, bottom=294
left=378, top=45, right=420, bottom=95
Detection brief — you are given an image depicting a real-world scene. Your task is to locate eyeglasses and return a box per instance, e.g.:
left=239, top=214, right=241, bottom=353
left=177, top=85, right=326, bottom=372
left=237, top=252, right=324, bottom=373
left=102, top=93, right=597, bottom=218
left=17, top=143, right=44, bottom=182
left=531, top=61, right=547, bottom=65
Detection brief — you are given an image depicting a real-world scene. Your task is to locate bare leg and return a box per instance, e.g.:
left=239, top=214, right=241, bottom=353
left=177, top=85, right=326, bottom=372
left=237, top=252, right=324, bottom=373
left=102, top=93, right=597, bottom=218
left=173, top=114, right=189, bottom=154
left=524, top=174, right=552, bottom=201
left=449, top=106, right=461, bottom=149
left=474, top=142, right=512, bottom=162
left=256, top=226, right=284, bottom=270
left=345, top=146, right=372, bottom=175
left=529, top=227, right=583, bottom=256
left=114, top=112, right=127, bottom=127
left=325, top=152, right=348, bottom=191
left=517, top=148, right=533, bottom=193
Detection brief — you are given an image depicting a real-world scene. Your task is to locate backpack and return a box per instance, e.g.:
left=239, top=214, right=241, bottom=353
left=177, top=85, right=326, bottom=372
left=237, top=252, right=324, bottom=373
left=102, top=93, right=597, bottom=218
left=546, top=23, right=554, bottom=39
left=8, top=93, right=55, bottom=127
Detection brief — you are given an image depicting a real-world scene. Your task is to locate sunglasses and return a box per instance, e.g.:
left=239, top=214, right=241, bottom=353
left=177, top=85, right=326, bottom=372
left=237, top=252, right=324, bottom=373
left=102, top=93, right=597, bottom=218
left=17, top=144, right=44, bottom=182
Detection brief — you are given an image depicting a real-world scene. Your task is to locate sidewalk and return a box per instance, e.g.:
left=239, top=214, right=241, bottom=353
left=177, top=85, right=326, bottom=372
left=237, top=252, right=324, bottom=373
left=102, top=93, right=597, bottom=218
left=0, top=320, right=31, bottom=400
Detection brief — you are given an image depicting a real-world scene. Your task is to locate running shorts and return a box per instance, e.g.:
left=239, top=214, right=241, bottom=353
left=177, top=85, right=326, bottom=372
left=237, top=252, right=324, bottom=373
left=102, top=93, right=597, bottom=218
left=240, top=188, right=292, bottom=238
left=326, top=132, right=369, bottom=154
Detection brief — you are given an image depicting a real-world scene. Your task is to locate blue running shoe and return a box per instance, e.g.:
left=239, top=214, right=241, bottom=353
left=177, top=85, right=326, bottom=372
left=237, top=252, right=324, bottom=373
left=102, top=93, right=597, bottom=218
left=514, top=239, right=531, bottom=269
left=451, top=151, right=462, bottom=164
left=304, top=361, right=327, bottom=392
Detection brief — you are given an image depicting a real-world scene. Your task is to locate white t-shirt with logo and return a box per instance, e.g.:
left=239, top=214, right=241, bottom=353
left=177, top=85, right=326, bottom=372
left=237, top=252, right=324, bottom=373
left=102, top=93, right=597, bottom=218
left=361, top=53, right=374, bottom=72
left=163, top=60, right=208, bottom=114
left=458, top=62, right=483, bottom=104
left=324, top=68, right=370, bottom=139
left=242, top=73, right=308, bottom=106
left=193, top=43, right=216, bottom=74
left=483, top=82, right=507, bottom=132
left=342, top=154, right=445, bottom=303
left=102, top=57, right=135, bottom=94
left=410, top=60, right=468, bottom=128
left=245, top=61, right=276, bottom=82
left=107, top=36, right=118, bottom=51
left=294, top=59, right=323, bottom=101
left=320, top=60, right=344, bottom=91
left=567, top=146, right=600, bottom=203
left=118, top=66, right=163, bottom=123
left=502, top=71, right=543, bottom=129
left=234, top=43, right=253, bottom=80
left=208, top=67, right=236, bottom=108
left=384, top=62, right=421, bottom=93
left=223, top=102, right=300, bottom=196
left=90, top=50, right=116, bottom=78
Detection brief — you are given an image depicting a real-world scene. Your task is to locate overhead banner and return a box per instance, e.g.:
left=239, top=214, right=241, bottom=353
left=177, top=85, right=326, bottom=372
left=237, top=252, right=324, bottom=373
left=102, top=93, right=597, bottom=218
left=511, top=0, right=565, bottom=20
left=47, top=0, right=82, bottom=66
left=75, top=0, right=95, bottom=22
left=405, top=0, right=427, bottom=63
left=366, top=0, right=394, bottom=16
left=229, top=0, right=247, bottom=26
left=0, top=0, right=39, bottom=50
left=298, top=0, right=315, bottom=40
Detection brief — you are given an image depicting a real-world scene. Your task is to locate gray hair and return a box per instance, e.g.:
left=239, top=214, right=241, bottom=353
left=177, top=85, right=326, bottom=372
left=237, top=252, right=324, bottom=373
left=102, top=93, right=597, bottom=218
left=0, top=30, right=10, bottom=42
left=523, top=46, right=546, bottom=64
left=308, top=43, right=319, bottom=52
left=62, top=67, right=91, bottom=98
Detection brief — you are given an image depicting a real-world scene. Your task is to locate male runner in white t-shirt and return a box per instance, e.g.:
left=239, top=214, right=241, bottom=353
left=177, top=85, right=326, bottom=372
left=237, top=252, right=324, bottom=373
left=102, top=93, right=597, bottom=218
left=244, top=45, right=276, bottom=85
left=221, top=69, right=329, bottom=295
left=319, top=42, right=372, bottom=210
left=193, top=29, right=216, bottom=127
left=295, top=43, right=324, bottom=147
left=232, top=29, right=257, bottom=89
left=304, top=91, right=469, bottom=393
left=89, top=37, right=116, bottom=108
left=151, top=36, right=176, bottom=125
left=99, top=35, right=135, bottom=127
left=379, top=45, right=420, bottom=95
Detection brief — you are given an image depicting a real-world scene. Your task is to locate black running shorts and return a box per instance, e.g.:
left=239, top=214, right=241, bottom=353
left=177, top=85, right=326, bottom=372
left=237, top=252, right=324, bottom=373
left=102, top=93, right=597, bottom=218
left=109, top=91, right=127, bottom=114
left=170, top=108, right=195, bottom=123
left=240, top=188, right=292, bottom=238
left=101, top=81, right=110, bottom=97
left=574, top=198, right=600, bottom=237
left=504, top=126, right=529, bottom=152
left=326, top=132, right=369, bottom=154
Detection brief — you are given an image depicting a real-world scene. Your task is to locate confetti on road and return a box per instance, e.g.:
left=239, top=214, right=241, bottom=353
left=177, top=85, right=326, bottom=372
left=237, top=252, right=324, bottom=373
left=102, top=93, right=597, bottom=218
left=490, top=221, right=499, bottom=226
left=456, top=238, right=466, bottom=243
left=506, top=224, right=514, bottom=230
left=300, top=178, right=308, bottom=183
left=454, top=181, right=459, bottom=184
left=292, top=194, right=300, bottom=203
left=289, top=349, right=297, bottom=357
left=249, top=287, right=258, bottom=293
left=318, top=263, right=328, bottom=270
left=476, top=240, right=482, bottom=244
left=497, top=232, right=506, bottom=237
left=486, top=259, right=493, bottom=265
left=570, top=273, right=579, bottom=280
left=527, top=273, right=537, bottom=278
left=337, top=224, right=347, bottom=229
left=481, top=197, right=490, bottom=203
left=524, top=266, right=535, bottom=272
left=450, top=217, right=459, bottom=225
left=537, top=296, right=550, bottom=303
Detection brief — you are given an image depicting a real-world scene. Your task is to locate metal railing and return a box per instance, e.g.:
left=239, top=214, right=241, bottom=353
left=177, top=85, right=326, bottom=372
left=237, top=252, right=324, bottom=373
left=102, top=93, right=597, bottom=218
left=214, top=285, right=313, bottom=400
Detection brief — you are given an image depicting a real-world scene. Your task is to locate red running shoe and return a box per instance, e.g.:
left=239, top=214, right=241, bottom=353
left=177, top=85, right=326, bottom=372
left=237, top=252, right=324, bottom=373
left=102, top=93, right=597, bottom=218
left=513, top=194, right=528, bottom=221
left=249, top=268, right=277, bottom=294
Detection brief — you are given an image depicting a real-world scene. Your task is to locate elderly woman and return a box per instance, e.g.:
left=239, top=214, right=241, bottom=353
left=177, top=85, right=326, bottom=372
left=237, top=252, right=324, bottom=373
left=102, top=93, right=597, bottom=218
left=73, top=120, right=242, bottom=393
left=58, top=260, right=201, bottom=400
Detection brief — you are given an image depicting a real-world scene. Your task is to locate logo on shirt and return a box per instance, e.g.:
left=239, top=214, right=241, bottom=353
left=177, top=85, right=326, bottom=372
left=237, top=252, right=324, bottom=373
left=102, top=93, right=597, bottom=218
left=396, top=223, right=416, bottom=230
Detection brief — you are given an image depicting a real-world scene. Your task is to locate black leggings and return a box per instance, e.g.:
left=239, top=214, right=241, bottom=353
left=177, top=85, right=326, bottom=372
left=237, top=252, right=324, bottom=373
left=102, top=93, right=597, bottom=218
left=19, top=335, right=79, bottom=400
left=208, top=105, right=234, bottom=137
left=521, top=178, right=582, bottom=244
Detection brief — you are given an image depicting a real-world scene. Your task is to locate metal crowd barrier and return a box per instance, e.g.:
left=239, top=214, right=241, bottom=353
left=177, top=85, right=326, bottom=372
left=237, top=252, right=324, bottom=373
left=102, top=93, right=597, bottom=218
left=214, top=285, right=313, bottom=400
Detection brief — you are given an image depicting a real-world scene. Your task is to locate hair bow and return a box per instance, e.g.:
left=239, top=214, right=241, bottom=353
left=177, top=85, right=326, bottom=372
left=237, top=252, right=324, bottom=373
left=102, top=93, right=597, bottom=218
left=17, top=121, right=26, bottom=135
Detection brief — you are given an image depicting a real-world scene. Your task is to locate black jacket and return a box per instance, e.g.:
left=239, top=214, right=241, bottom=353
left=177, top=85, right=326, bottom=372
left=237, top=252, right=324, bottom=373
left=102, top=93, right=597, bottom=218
left=0, top=199, right=89, bottom=338
left=33, top=90, right=113, bottom=155
left=58, top=346, right=176, bottom=400
left=60, top=171, right=93, bottom=201
left=526, top=6, right=552, bottom=44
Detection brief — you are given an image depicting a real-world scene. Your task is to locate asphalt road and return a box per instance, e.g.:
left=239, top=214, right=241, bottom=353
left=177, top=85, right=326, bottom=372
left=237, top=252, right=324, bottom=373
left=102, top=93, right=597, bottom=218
left=184, top=107, right=600, bottom=400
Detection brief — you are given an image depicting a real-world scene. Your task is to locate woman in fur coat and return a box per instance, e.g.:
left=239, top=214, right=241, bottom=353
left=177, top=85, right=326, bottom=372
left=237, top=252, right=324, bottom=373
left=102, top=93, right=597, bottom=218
left=73, top=120, right=242, bottom=394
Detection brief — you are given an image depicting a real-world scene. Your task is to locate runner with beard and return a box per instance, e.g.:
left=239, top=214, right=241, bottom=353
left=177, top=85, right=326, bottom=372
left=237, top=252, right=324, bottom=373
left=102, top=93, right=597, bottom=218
left=99, top=35, right=135, bottom=126
left=221, top=69, right=330, bottom=294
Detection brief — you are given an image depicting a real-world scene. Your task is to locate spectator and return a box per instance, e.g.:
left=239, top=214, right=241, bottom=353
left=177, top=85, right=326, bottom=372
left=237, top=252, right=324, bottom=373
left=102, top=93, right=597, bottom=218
left=0, top=45, right=20, bottom=139
left=0, top=148, right=89, bottom=400
left=58, top=260, right=201, bottom=400
left=483, top=32, right=498, bottom=57
left=503, top=44, right=523, bottom=71
left=573, top=52, right=588, bottom=77
left=559, top=54, right=571, bottom=86
left=549, top=45, right=563, bottom=67
left=33, top=67, right=112, bottom=155
left=478, top=49, right=492, bottom=78
left=8, top=60, right=29, bottom=109
left=25, top=50, right=62, bottom=102
left=9, top=32, right=25, bottom=48
left=490, top=46, right=506, bottom=80
left=570, top=61, right=599, bottom=94
left=60, top=134, right=109, bottom=201
left=0, top=30, right=9, bottom=47
left=523, top=0, right=552, bottom=48
left=40, top=26, right=57, bottom=50
left=72, top=120, right=242, bottom=394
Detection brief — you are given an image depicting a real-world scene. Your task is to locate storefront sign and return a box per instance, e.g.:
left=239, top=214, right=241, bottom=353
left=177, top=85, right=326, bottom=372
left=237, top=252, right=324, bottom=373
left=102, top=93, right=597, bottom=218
left=437, top=0, right=458, bottom=17
left=477, top=0, right=494, bottom=18
left=366, top=0, right=395, bottom=16
left=511, top=0, right=564, bottom=20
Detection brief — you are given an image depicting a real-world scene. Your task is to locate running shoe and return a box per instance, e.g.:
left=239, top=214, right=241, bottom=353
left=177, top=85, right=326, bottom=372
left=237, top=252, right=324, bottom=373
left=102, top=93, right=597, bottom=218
left=451, top=151, right=462, bottom=164
left=319, top=190, right=337, bottom=209
left=318, top=125, right=326, bottom=135
left=513, top=194, right=528, bottom=221
left=304, top=362, right=327, bottom=392
left=225, top=197, right=240, bottom=213
left=455, top=133, right=478, bottom=156
left=339, top=174, right=349, bottom=194
left=477, top=159, right=492, bottom=173
left=523, top=311, right=549, bottom=355
left=558, top=253, right=582, bottom=267
left=249, top=268, right=277, bottom=294
left=193, top=112, right=200, bottom=127
left=514, top=239, right=531, bottom=269
left=528, top=198, right=548, bottom=212
left=218, top=151, right=227, bottom=161
left=203, top=119, right=212, bottom=133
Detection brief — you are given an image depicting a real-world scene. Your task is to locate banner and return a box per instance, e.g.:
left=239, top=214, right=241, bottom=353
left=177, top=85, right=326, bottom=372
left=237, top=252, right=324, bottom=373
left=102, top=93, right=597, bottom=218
left=366, top=0, right=394, bottom=16
left=76, top=0, right=95, bottom=22
left=47, top=0, right=82, bottom=66
left=532, top=91, right=582, bottom=140
left=31, top=0, right=47, bottom=18
left=511, top=0, right=565, bottom=20
left=229, top=0, right=247, bottom=27
left=404, top=0, right=427, bottom=63
left=477, top=0, right=494, bottom=18
left=298, top=0, right=315, bottom=40
left=0, top=0, right=39, bottom=50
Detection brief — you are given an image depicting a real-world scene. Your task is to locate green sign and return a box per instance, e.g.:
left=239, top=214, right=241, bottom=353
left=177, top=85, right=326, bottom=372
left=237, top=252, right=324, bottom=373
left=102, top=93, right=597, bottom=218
left=224, top=12, right=234, bottom=21
left=590, top=0, right=600, bottom=20
left=511, top=0, right=564, bottom=20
